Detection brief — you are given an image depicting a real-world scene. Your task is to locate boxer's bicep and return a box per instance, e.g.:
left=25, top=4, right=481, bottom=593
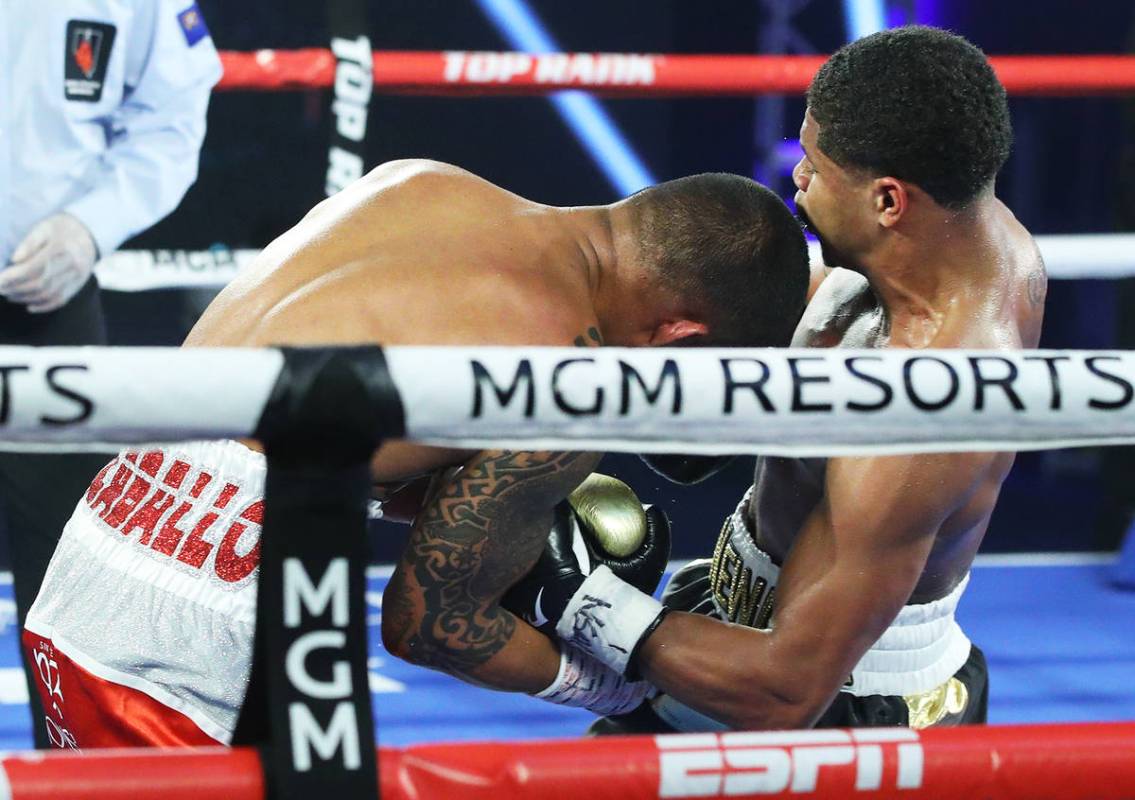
left=770, top=453, right=990, bottom=708
left=382, top=448, right=600, bottom=688
left=641, top=453, right=991, bottom=729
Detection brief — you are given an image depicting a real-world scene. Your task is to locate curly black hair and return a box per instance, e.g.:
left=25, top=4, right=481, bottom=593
left=807, top=26, right=1012, bottom=209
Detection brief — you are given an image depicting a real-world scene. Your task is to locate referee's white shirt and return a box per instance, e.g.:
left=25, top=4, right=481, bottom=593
left=0, top=0, right=222, bottom=266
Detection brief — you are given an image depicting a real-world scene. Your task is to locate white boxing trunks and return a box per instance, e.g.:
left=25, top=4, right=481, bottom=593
left=23, top=440, right=266, bottom=748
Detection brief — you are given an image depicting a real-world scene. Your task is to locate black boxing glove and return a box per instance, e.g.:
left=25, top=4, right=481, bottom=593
left=659, top=558, right=719, bottom=617
left=639, top=453, right=737, bottom=485
left=501, top=473, right=671, bottom=635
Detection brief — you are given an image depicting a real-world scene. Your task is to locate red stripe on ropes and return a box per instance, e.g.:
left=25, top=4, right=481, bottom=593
left=0, top=748, right=264, bottom=800
left=217, top=51, right=1135, bottom=95
left=3, top=722, right=1134, bottom=799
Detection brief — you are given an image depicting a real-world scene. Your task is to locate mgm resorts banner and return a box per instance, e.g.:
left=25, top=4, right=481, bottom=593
left=384, top=347, right=1135, bottom=456
left=2, top=345, right=1135, bottom=456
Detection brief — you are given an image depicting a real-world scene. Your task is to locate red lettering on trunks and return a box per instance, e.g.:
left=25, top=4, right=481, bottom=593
left=163, top=461, right=191, bottom=491
left=214, top=500, right=263, bottom=583
left=105, top=453, right=165, bottom=530
left=214, top=483, right=238, bottom=510
left=188, top=473, right=212, bottom=499
left=150, top=503, right=192, bottom=556
left=176, top=513, right=218, bottom=568
left=85, top=460, right=116, bottom=505
left=150, top=471, right=213, bottom=556
left=105, top=474, right=153, bottom=529
left=88, top=464, right=131, bottom=518
left=138, top=452, right=164, bottom=477
left=121, top=490, right=177, bottom=546
left=176, top=482, right=238, bottom=568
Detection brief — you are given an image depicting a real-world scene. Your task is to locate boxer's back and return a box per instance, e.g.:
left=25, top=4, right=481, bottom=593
left=187, top=160, right=595, bottom=351
left=186, top=159, right=599, bottom=478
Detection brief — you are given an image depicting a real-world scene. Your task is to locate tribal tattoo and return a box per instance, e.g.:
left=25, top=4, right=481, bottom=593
left=385, top=449, right=596, bottom=677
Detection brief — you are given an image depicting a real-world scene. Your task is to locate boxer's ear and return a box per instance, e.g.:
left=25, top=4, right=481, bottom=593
left=649, top=319, right=708, bottom=346
left=873, top=177, right=908, bottom=228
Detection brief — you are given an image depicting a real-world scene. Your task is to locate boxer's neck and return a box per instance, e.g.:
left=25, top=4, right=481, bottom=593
left=857, top=189, right=1003, bottom=324
left=563, top=204, right=688, bottom=347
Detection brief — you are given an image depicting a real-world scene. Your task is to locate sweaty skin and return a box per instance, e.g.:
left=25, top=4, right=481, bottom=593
left=185, top=159, right=700, bottom=693
left=636, top=111, right=1046, bottom=729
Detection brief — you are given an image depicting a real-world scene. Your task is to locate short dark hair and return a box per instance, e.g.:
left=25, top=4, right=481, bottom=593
left=807, top=25, right=1012, bottom=208
left=628, top=173, right=809, bottom=347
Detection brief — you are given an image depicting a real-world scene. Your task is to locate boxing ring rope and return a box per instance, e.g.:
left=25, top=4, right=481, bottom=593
left=91, top=233, right=1135, bottom=293
left=2, top=722, right=1133, bottom=799
left=3, top=345, right=1135, bottom=455
left=215, top=50, right=1135, bottom=95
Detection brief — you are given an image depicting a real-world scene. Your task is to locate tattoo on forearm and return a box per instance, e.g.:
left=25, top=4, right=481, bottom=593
left=386, top=450, right=591, bottom=675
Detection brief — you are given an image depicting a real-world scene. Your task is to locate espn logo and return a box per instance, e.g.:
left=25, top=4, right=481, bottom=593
left=657, top=729, right=923, bottom=797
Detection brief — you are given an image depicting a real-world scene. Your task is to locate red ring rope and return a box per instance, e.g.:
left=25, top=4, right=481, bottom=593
left=4, top=722, right=1133, bottom=799
left=217, top=50, right=1135, bottom=95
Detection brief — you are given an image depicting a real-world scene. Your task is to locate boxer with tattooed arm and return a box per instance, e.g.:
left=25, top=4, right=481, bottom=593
left=23, top=159, right=808, bottom=747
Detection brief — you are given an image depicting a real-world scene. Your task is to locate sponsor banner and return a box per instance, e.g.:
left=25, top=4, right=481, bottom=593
left=324, top=0, right=372, bottom=197
left=657, top=729, right=923, bottom=797
left=384, top=346, right=1135, bottom=457
left=441, top=51, right=659, bottom=88
left=94, top=248, right=256, bottom=291
left=0, top=347, right=282, bottom=451
left=4, top=345, right=1135, bottom=455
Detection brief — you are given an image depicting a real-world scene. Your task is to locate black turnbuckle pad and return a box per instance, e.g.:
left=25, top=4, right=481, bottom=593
left=235, top=346, right=405, bottom=800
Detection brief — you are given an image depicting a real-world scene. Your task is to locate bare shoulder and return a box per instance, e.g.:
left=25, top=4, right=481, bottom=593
left=363, top=158, right=472, bottom=184
left=360, top=159, right=524, bottom=203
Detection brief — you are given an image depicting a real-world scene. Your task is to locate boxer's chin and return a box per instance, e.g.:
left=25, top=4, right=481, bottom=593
left=798, top=211, right=845, bottom=270
left=815, top=237, right=845, bottom=270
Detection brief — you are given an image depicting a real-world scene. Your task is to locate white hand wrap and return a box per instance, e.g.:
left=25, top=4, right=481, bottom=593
left=535, top=643, right=656, bottom=716
left=554, top=564, right=665, bottom=676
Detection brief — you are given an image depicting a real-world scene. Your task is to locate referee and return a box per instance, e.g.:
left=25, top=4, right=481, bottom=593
left=0, top=0, right=221, bottom=747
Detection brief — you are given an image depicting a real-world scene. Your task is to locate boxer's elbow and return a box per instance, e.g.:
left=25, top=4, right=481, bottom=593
left=706, top=652, right=835, bottom=730
left=380, top=581, right=428, bottom=665
left=380, top=609, right=414, bottom=663
left=726, top=690, right=828, bottom=731
left=380, top=596, right=464, bottom=671
left=718, top=675, right=824, bottom=731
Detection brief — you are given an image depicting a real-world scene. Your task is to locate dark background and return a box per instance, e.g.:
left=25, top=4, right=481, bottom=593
left=94, top=1, right=1135, bottom=561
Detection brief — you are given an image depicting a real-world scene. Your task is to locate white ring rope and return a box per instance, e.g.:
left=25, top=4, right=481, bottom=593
left=0, top=347, right=282, bottom=451
left=92, top=233, right=1135, bottom=293
left=1, top=345, right=1134, bottom=456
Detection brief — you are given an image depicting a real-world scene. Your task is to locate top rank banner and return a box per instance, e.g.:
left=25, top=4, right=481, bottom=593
left=384, top=347, right=1135, bottom=457
left=2, top=345, right=1135, bottom=456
